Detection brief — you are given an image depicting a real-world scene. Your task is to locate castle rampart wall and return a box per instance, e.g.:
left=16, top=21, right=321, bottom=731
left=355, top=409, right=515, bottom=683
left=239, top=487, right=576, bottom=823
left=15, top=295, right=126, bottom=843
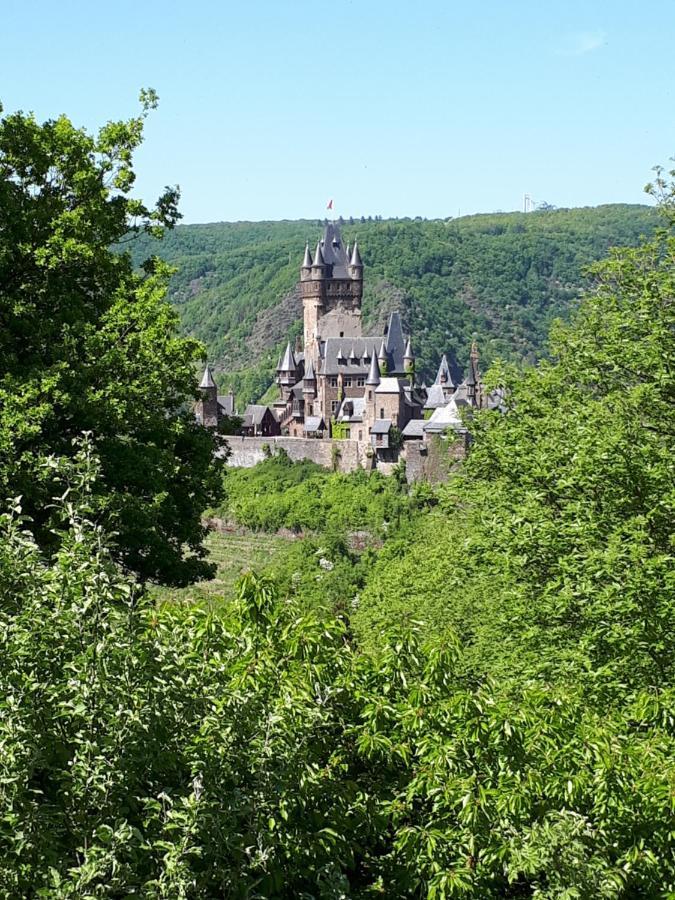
left=224, top=436, right=364, bottom=473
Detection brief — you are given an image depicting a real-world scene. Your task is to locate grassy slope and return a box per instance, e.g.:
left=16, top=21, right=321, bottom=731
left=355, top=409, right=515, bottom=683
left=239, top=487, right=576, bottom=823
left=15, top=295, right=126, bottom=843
left=152, top=529, right=292, bottom=609
left=130, top=205, right=657, bottom=404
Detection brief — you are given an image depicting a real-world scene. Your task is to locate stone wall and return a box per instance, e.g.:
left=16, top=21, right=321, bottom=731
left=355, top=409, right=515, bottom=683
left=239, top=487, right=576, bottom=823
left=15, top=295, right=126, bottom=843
left=403, top=432, right=469, bottom=484
left=224, top=436, right=363, bottom=473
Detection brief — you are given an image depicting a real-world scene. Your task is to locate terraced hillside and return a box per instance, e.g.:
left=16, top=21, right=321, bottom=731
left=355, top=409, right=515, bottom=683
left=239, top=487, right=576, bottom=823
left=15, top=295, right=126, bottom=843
left=129, top=205, right=657, bottom=404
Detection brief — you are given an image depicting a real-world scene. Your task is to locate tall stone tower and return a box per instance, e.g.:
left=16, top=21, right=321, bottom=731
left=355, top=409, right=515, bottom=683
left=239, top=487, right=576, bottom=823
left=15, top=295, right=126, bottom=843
left=300, top=223, right=363, bottom=368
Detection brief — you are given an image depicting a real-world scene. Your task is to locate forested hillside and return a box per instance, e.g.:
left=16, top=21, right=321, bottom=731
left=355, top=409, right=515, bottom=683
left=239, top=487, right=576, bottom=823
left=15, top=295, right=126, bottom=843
left=130, top=205, right=657, bottom=402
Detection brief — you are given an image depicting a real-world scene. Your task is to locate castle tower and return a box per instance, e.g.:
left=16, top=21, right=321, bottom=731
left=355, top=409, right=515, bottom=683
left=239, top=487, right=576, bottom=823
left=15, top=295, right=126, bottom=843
left=196, top=364, right=219, bottom=428
left=276, top=342, right=297, bottom=402
left=300, top=222, right=363, bottom=369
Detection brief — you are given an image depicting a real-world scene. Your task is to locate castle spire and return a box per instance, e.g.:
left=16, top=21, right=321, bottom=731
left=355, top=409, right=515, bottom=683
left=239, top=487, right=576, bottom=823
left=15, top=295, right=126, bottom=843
left=199, top=364, right=217, bottom=390
left=302, top=242, right=313, bottom=268
left=350, top=241, right=362, bottom=267
left=366, top=352, right=381, bottom=386
left=404, top=336, right=414, bottom=373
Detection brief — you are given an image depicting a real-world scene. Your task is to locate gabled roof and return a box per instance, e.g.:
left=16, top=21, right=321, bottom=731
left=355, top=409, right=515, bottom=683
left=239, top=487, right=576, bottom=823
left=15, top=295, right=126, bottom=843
left=337, top=397, right=365, bottom=422
left=424, top=398, right=464, bottom=433
left=304, top=416, right=325, bottom=433
left=199, top=365, right=217, bottom=389
left=243, top=404, right=272, bottom=427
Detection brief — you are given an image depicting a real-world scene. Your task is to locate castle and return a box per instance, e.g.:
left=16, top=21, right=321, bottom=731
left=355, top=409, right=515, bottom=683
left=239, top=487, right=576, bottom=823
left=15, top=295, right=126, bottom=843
left=196, top=222, right=497, bottom=460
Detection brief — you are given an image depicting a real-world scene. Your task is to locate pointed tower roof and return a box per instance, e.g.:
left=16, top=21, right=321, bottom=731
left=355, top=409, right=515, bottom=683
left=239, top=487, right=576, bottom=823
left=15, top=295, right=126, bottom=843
left=345, top=242, right=351, bottom=260
left=434, top=354, right=454, bottom=387
left=313, top=240, right=325, bottom=267
left=302, top=242, right=313, bottom=268
left=378, top=339, right=387, bottom=361
left=350, top=241, right=363, bottom=267
left=404, top=336, right=413, bottom=359
left=366, top=352, right=381, bottom=385
left=199, top=364, right=217, bottom=389
left=280, top=342, right=296, bottom=372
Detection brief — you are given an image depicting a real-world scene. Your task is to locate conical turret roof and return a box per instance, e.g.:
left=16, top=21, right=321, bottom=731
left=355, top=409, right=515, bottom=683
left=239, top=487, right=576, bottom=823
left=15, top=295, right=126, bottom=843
left=279, top=342, right=296, bottom=372
left=313, top=241, right=325, bottom=266
left=434, top=354, right=454, bottom=387
left=404, top=337, right=413, bottom=359
left=199, top=364, right=217, bottom=389
left=366, top=352, right=381, bottom=385
left=378, top=339, right=387, bottom=361
left=350, top=241, right=363, bottom=266
left=302, top=242, right=313, bottom=267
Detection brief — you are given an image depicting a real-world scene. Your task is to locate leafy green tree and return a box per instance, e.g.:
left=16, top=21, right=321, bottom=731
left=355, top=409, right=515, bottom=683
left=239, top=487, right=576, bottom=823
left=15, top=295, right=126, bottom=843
left=0, top=92, right=222, bottom=584
left=1, top=459, right=673, bottom=897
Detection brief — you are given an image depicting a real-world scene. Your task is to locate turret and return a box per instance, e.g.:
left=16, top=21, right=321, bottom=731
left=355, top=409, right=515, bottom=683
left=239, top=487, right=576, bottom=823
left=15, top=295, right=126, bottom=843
left=301, top=242, right=313, bottom=281
left=311, top=240, right=327, bottom=280
left=277, top=342, right=297, bottom=388
left=303, top=358, right=316, bottom=397
left=377, top=339, right=388, bottom=373
left=366, top=352, right=381, bottom=386
left=199, top=364, right=217, bottom=401
left=197, top=364, right=219, bottom=428
left=403, top=336, right=414, bottom=374
left=349, top=241, right=363, bottom=280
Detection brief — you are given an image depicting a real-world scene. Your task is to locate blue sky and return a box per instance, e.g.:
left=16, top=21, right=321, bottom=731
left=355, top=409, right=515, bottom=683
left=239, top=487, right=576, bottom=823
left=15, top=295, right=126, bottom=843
left=2, top=0, right=674, bottom=222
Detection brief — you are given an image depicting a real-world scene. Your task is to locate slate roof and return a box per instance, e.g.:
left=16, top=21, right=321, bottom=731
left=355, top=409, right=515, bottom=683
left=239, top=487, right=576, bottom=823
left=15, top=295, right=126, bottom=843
left=424, top=398, right=464, bottom=433
left=375, top=377, right=403, bottom=394
left=401, top=418, right=426, bottom=438
left=317, top=223, right=350, bottom=277
left=434, top=354, right=454, bottom=387
left=370, top=419, right=392, bottom=434
left=337, top=397, right=365, bottom=422
left=319, top=312, right=408, bottom=376
left=304, top=416, right=325, bottom=433
left=322, top=337, right=384, bottom=375
left=242, top=404, right=271, bottom=427
left=384, top=312, right=406, bottom=366
left=199, top=365, right=217, bottom=389
left=278, top=342, right=296, bottom=372
left=217, top=394, right=235, bottom=416
left=424, top=383, right=448, bottom=409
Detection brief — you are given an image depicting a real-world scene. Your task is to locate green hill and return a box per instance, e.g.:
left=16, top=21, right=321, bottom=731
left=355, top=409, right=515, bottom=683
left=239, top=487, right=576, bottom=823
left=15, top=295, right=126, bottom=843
left=130, top=205, right=657, bottom=404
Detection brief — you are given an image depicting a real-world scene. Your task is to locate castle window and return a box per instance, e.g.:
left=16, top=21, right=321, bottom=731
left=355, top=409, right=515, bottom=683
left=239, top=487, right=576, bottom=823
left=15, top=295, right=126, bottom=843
left=329, top=377, right=338, bottom=388
left=345, top=428, right=351, bottom=439
left=379, top=408, right=384, bottom=419
left=357, top=377, right=365, bottom=387
left=339, top=331, right=344, bottom=337
left=344, top=376, right=352, bottom=387
left=331, top=400, right=339, bottom=413
left=368, top=391, right=372, bottom=401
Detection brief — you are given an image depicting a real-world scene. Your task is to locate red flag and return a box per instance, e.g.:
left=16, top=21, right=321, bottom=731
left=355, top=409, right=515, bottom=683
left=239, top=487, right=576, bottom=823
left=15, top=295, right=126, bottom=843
left=326, top=199, right=333, bottom=210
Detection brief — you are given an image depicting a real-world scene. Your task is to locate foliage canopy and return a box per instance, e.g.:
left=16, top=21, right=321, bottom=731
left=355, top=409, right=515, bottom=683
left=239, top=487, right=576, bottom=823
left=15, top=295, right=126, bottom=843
left=0, top=95, right=223, bottom=584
